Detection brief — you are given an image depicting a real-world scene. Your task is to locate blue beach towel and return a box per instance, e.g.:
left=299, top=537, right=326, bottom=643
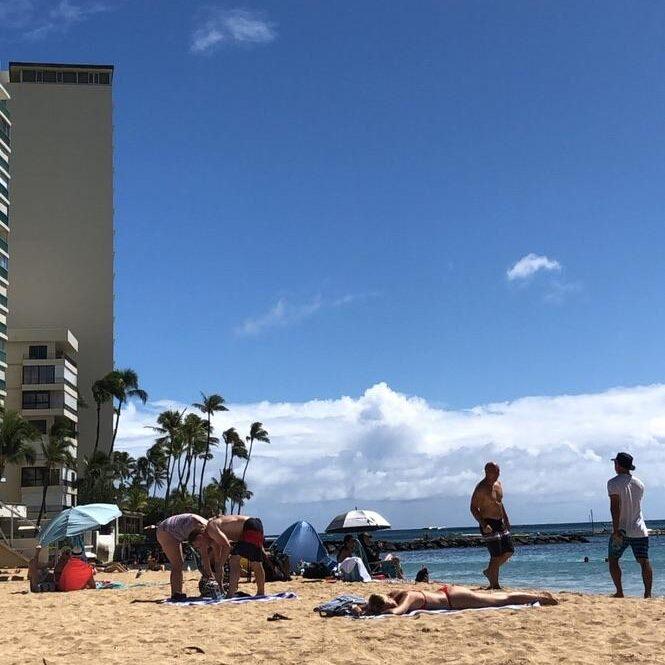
left=163, top=591, right=298, bottom=606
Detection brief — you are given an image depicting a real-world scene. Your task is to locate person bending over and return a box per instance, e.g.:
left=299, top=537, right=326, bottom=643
left=360, top=585, right=557, bottom=616
left=155, top=513, right=208, bottom=601
left=189, top=515, right=266, bottom=597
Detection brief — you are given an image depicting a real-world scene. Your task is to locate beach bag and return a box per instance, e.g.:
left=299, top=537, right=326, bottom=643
left=302, top=561, right=332, bottom=579
left=314, top=594, right=366, bottom=617
left=58, top=558, right=94, bottom=592
left=263, top=551, right=292, bottom=582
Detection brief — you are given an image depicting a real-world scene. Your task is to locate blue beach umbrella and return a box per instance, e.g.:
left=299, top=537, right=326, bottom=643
left=38, top=503, right=122, bottom=546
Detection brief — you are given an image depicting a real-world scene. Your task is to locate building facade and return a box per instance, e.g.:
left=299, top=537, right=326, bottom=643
left=2, top=62, right=115, bottom=458
left=2, top=328, right=79, bottom=520
left=0, top=81, right=10, bottom=406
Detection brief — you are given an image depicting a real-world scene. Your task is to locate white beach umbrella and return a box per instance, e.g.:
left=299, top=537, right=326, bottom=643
left=325, top=509, right=391, bottom=533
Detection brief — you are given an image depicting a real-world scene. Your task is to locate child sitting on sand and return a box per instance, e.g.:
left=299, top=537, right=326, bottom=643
left=358, top=585, right=557, bottom=615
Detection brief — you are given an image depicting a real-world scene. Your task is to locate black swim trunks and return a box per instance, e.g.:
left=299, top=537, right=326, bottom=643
left=481, top=518, right=514, bottom=558
left=231, top=517, right=264, bottom=562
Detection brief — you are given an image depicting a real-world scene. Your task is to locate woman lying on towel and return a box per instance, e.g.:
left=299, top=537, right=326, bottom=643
left=359, top=585, right=557, bottom=615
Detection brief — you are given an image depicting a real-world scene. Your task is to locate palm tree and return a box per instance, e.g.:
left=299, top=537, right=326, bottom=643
left=149, top=409, right=183, bottom=502
left=0, top=408, right=38, bottom=480
left=112, top=451, right=136, bottom=488
left=221, top=427, right=243, bottom=472
left=179, top=413, right=208, bottom=493
left=122, top=483, right=148, bottom=513
left=240, top=422, right=270, bottom=485
left=210, top=468, right=237, bottom=515
left=91, top=376, right=115, bottom=454
left=193, top=393, right=227, bottom=510
left=36, top=426, right=76, bottom=527
left=77, top=450, right=116, bottom=504
left=145, top=443, right=167, bottom=497
left=107, top=369, right=148, bottom=454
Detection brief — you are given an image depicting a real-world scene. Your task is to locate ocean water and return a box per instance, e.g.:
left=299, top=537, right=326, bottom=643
left=364, top=521, right=665, bottom=596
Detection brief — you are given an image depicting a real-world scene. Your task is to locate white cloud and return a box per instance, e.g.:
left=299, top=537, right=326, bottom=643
left=117, top=383, right=665, bottom=529
left=191, top=8, right=276, bottom=54
left=0, top=0, right=34, bottom=28
left=236, top=293, right=373, bottom=337
left=0, top=0, right=116, bottom=40
left=236, top=296, right=322, bottom=336
left=507, top=253, right=561, bottom=281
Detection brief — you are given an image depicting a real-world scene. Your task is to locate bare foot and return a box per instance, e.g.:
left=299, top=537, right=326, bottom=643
left=611, top=592, right=624, bottom=598
left=644, top=593, right=652, bottom=599
left=539, top=592, right=558, bottom=606
left=482, top=568, right=490, bottom=584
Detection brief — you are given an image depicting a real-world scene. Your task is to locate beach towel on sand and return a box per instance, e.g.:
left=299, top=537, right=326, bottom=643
left=162, top=591, right=298, bottom=606
left=356, top=602, right=541, bottom=619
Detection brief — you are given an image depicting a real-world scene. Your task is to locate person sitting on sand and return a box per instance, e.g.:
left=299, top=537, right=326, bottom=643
left=415, top=566, right=429, bottom=583
left=357, top=585, right=557, bottom=615
left=337, top=535, right=358, bottom=563
left=470, top=461, right=514, bottom=589
left=188, top=515, right=267, bottom=597
left=155, top=513, right=208, bottom=601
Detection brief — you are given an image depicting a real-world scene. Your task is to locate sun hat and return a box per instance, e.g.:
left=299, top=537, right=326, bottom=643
left=611, top=452, right=635, bottom=470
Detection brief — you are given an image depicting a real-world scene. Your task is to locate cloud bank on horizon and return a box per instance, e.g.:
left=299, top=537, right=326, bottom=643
left=117, top=382, right=665, bottom=525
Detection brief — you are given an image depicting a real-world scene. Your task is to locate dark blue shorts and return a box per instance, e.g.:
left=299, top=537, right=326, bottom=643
left=608, top=536, right=649, bottom=561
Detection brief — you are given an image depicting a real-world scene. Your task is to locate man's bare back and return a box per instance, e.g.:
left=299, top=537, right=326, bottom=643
left=207, top=515, right=252, bottom=542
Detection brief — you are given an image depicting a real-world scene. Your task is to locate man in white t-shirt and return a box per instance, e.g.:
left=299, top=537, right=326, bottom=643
left=607, top=452, right=652, bottom=598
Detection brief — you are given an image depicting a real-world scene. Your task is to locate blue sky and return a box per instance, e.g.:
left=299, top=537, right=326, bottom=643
left=3, top=1, right=665, bottom=529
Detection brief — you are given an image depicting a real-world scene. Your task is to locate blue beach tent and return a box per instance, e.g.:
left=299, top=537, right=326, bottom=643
left=273, top=521, right=335, bottom=573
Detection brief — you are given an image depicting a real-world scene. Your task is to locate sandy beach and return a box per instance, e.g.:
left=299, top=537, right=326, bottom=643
left=2, top=571, right=664, bottom=665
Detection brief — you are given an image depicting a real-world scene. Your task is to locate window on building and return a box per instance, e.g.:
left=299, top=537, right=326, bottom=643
left=62, top=71, right=77, bottom=84
left=29, top=345, right=47, bottom=359
left=21, top=69, right=36, bottom=82
left=22, top=391, right=50, bottom=409
left=27, top=419, right=48, bottom=434
left=43, top=70, right=57, bottom=83
left=21, top=467, right=60, bottom=487
left=23, top=365, right=55, bottom=384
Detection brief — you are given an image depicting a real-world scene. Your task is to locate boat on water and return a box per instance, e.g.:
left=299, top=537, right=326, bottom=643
left=423, top=525, right=446, bottom=531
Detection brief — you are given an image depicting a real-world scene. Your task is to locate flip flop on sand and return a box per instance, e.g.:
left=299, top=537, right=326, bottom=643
left=267, top=613, right=291, bottom=622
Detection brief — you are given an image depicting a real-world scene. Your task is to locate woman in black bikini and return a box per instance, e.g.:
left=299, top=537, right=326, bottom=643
left=362, top=585, right=557, bottom=615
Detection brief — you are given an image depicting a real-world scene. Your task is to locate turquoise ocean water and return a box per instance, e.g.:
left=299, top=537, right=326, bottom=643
left=367, top=521, right=665, bottom=596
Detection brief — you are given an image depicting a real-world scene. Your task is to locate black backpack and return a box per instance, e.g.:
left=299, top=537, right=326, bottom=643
left=263, top=551, right=292, bottom=582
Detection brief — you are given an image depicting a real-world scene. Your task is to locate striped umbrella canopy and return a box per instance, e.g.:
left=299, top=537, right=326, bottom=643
left=325, top=509, right=391, bottom=534
left=38, top=503, right=122, bottom=546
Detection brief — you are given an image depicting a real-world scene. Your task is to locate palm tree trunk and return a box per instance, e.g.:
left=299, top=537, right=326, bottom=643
left=240, top=438, right=254, bottom=484
left=36, top=477, right=48, bottom=527
left=110, top=402, right=122, bottom=454
left=93, top=402, right=102, bottom=453
left=197, top=413, right=211, bottom=512
left=223, top=443, right=230, bottom=473
left=192, top=457, right=197, bottom=496
left=165, top=456, right=174, bottom=504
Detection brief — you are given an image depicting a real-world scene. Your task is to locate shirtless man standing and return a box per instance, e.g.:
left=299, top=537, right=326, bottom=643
left=188, top=514, right=266, bottom=597
left=470, top=462, right=514, bottom=589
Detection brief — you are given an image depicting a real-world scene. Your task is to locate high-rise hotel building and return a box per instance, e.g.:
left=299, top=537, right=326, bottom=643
left=2, top=62, right=115, bottom=460
left=0, top=81, right=10, bottom=406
